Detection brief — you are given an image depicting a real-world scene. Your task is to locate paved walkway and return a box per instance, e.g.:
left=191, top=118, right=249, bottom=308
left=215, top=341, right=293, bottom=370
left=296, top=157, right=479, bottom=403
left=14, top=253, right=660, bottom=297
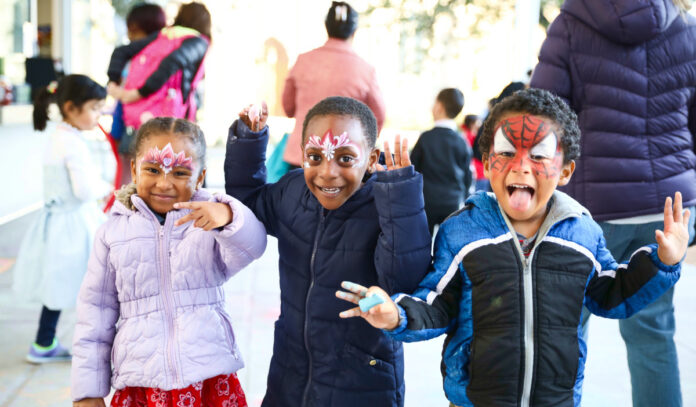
left=1, top=123, right=695, bottom=406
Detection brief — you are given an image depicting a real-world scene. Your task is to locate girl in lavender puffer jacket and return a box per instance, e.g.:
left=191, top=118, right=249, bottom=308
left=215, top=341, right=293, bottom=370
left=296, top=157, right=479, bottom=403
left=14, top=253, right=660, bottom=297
left=71, top=117, right=267, bottom=407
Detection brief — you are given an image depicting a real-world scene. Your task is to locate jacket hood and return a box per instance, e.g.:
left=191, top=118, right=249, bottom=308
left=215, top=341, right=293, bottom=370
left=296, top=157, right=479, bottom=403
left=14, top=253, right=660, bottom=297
left=562, top=0, right=680, bottom=44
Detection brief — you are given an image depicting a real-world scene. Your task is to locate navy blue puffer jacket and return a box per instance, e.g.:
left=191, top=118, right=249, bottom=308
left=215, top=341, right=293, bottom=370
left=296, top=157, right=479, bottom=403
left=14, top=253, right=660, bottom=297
left=530, top=0, right=696, bottom=221
left=224, top=120, right=432, bottom=407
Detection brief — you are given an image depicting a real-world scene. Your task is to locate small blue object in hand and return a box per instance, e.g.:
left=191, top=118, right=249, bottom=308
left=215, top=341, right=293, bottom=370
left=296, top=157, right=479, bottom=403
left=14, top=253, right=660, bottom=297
left=359, top=294, right=385, bottom=312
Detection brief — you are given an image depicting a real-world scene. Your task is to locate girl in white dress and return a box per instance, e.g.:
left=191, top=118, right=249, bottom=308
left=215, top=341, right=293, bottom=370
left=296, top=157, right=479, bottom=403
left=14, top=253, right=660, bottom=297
left=13, top=74, right=112, bottom=363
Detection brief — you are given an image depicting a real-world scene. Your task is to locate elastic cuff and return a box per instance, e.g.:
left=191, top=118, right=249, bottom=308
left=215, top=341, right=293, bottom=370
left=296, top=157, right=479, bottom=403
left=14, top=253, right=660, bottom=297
left=374, top=165, right=415, bottom=183
left=383, top=304, right=409, bottom=335
left=647, top=244, right=681, bottom=272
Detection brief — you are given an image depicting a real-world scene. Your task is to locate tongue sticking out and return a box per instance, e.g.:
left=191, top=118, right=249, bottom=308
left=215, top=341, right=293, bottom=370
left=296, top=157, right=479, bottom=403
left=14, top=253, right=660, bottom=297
left=510, top=188, right=532, bottom=212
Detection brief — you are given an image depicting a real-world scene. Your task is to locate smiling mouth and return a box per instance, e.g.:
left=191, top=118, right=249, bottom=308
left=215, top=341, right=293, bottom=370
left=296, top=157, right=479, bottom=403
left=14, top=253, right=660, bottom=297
left=317, top=186, right=343, bottom=196
left=152, top=194, right=176, bottom=200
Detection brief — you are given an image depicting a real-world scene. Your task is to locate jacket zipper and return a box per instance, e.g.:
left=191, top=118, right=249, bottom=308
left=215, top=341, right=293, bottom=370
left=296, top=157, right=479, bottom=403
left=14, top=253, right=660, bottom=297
left=157, top=222, right=181, bottom=387
left=301, top=210, right=326, bottom=407
left=520, top=249, right=535, bottom=407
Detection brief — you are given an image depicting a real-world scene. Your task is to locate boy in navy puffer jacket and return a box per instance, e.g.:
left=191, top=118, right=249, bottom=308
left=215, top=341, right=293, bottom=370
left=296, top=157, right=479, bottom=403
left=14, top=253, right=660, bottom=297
left=337, top=89, right=691, bottom=407
left=224, top=97, right=431, bottom=406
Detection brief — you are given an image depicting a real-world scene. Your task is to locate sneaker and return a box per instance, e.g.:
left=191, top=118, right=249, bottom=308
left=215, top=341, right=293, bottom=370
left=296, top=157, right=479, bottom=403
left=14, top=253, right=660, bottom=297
left=26, top=339, right=71, bottom=364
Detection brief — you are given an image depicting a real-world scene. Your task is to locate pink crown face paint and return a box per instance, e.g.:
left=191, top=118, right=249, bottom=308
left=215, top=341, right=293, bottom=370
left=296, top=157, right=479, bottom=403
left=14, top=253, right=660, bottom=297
left=303, top=130, right=363, bottom=167
left=141, top=142, right=195, bottom=175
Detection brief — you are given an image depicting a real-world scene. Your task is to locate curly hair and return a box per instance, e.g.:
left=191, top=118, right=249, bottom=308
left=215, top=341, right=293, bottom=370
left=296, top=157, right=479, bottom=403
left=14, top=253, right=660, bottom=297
left=302, top=96, right=377, bottom=148
left=479, top=88, right=581, bottom=164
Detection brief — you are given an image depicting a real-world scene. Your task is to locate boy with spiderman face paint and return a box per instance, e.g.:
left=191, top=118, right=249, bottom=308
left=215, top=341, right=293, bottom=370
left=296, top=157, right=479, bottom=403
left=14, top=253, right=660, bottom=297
left=224, top=97, right=431, bottom=406
left=337, top=89, right=690, bottom=407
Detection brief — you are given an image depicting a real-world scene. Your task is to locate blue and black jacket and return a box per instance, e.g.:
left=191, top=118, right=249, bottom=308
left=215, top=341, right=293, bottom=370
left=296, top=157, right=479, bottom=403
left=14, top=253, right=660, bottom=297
left=224, top=120, right=432, bottom=407
left=388, top=191, right=681, bottom=407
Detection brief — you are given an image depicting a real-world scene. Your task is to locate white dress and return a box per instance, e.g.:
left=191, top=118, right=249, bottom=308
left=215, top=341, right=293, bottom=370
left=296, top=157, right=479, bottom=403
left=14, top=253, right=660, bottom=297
left=12, top=122, right=112, bottom=310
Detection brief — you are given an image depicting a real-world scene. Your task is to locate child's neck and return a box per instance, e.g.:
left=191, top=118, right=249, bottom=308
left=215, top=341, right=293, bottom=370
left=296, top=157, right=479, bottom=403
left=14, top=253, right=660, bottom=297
left=510, top=218, right=543, bottom=239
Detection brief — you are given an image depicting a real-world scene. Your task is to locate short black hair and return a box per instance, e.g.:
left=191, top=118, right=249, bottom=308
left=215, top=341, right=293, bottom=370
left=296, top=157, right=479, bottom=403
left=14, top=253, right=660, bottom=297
left=325, top=2, right=358, bottom=39
left=126, top=3, right=166, bottom=36
left=302, top=96, right=377, bottom=149
left=479, top=88, right=580, bottom=164
left=436, top=88, right=464, bottom=119
left=463, top=114, right=478, bottom=129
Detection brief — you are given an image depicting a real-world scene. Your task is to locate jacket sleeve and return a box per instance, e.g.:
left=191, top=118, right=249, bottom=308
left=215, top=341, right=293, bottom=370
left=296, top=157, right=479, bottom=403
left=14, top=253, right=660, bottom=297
left=71, top=225, right=119, bottom=400
left=385, top=225, right=465, bottom=342
left=365, top=68, right=386, bottom=133
left=224, top=119, right=283, bottom=237
left=584, top=225, right=681, bottom=319
left=209, top=194, right=267, bottom=279
left=689, top=93, right=696, bottom=154
left=138, top=36, right=208, bottom=98
left=529, top=14, right=572, bottom=106
left=281, top=67, right=297, bottom=118
left=107, top=33, right=157, bottom=83
left=372, top=165, right=432, bottom=294
left=457, top=138, right=473, bottom=198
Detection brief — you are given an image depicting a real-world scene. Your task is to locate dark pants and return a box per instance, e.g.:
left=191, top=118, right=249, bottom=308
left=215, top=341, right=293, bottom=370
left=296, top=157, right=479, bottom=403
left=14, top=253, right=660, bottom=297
left=426, top=205, right=459, bottom=236
left=35, top=305, right=60, bottom=347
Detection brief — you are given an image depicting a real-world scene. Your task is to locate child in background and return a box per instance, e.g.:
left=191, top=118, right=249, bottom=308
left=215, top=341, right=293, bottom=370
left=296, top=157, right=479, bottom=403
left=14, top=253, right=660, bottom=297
left=109, top=2, right=166, bottom=185
left=71, top=118, right=267, bottom=407
left=411, top=88, right=472, bottom=235
left=13, top=74, right=111, bottom=364
left=225, top=97, right=431, bottom=406
left=461, top=114, right=487, bottom=192
left=107, top=2, right=210, bottom=129
left=337, top=89, right=691, bottom=407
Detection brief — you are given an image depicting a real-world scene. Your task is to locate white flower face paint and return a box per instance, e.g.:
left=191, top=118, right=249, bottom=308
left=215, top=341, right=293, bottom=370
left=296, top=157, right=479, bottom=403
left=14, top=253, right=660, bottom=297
left=304, top=130, right=363, bottom=166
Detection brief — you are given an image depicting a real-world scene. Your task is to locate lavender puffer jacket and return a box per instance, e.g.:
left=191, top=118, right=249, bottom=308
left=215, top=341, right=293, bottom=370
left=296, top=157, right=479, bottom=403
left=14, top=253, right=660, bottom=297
left=71, top=189, right=266, bottom=400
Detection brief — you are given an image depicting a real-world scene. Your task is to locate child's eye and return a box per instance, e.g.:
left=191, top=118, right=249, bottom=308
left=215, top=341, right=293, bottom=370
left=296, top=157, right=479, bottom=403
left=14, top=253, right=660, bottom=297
left=498, top=151, right=515, bottom=158
left=530, top=154, right=548, bottom=161
left=307, top=153, right=322, bottom=162
left=174, top=170, right=190, bottom=177
left=338, top=155, right=355, bottom=164
left=145, top=167, right=160, bottom=174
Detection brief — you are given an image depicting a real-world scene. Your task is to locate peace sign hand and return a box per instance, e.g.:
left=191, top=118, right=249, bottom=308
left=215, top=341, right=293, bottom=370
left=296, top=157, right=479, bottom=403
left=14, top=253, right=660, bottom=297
left=238, top=101, right=269, bottom=132
left=375, top=135, right=411, bottom=172
left=173, top=201, right=233, bottom=231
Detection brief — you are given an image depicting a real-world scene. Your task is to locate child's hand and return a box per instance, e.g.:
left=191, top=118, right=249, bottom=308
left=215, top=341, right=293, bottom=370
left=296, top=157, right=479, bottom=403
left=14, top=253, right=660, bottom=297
left=656, top=191, right=691, bottom=265
left=73, top=398, right=106, bottom=407
left=375, top=135, right=410, bottom=171
left=238, top=101, right=268, bottom=132
left=173, top=201, right=233, bottom=230
left=336, top=281, right=400, bottom=330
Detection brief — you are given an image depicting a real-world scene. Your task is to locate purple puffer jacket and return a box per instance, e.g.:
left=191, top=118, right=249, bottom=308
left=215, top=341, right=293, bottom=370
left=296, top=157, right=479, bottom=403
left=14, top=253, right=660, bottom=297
left=530, top=0, right=696, bottom=221
left=71, top=188, right=266, bottom=400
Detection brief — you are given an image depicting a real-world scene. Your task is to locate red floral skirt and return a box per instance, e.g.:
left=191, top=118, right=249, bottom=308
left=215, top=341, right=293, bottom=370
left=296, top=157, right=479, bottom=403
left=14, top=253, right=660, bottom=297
left=110, top=373, right=247, bottom=407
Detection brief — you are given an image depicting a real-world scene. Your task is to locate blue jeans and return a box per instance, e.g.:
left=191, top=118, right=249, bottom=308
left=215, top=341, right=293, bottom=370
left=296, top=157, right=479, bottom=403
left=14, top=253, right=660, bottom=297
left=581, top=209, right=695, bottom=407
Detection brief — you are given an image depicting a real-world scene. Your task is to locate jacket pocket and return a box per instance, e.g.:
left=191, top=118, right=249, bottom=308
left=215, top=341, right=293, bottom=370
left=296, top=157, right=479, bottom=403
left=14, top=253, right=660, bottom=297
left=338, top=342, right=397, bottom=392
left=219, top=310, right=239, bottom=360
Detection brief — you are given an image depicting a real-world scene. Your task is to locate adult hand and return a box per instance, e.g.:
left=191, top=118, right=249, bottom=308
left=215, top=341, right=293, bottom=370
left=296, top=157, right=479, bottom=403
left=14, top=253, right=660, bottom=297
left=120, top=89, right=142, bottom=104
left=106, top=82, right=122, bottom=100
left=336, top=281, right=400, bottom=330
left=375, top=135, right=410, bottom=171
left=173, top=201, right=233, bottom=230
left=238, top=101, right=268, bottom=132
left=73, top=398, right=106, bottom=407
left=656, top=191, right=691, bottom=265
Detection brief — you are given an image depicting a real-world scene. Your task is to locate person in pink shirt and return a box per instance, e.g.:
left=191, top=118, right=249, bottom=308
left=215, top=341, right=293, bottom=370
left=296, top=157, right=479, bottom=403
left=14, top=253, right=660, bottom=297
left=282, top=1, right=386, bottom=168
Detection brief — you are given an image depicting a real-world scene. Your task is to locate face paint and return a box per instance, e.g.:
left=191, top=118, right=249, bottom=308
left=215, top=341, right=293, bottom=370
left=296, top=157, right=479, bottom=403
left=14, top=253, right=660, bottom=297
left=304, top=130, right=362, bottom=164
left=141, top=142, right=195, bottom=175
left=489, top=115, right=563, bottom=179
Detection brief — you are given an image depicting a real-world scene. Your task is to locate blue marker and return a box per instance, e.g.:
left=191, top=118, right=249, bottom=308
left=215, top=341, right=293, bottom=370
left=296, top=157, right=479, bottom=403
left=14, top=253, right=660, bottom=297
left=359, top=294, right=385, bottom=312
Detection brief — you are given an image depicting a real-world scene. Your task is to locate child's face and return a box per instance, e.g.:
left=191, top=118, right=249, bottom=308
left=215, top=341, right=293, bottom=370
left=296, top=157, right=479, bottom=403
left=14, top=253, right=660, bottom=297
left=130, top=134, right=206, bottom=215
left=302, top=115, right=379, bottom=210
left=483, top=113, right=575, bottom=227
left=64, top=99, right=104, bottom=131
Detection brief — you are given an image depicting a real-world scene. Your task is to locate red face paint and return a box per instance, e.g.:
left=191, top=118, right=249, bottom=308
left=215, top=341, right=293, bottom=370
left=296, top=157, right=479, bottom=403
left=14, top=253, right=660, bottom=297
left=489, top=115, right=563, bottom=179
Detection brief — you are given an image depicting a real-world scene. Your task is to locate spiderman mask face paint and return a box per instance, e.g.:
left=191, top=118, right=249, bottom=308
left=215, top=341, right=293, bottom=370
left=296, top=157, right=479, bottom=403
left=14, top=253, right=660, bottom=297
left=302, top=115, right=378, bottom=210
left=484, top=113, right=574, bottom=231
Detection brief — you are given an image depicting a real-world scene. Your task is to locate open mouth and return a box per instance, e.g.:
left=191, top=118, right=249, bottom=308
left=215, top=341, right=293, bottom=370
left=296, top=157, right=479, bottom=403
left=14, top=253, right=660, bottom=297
left=317, top=186, right=343, bottom=196
left=506, top=184, right=534, bottom=197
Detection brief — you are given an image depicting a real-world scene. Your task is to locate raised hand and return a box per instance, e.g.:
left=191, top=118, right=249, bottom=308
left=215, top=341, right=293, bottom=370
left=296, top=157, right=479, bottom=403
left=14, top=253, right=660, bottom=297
left=375, top=135, right=411, bottom=172
left=238, top=101, right=269, bottom=132
left=336, top=281, right=400, bottom=330
left=173, top=201, right=233, bottom=231
left=656, top=191, right=691, bottom=265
